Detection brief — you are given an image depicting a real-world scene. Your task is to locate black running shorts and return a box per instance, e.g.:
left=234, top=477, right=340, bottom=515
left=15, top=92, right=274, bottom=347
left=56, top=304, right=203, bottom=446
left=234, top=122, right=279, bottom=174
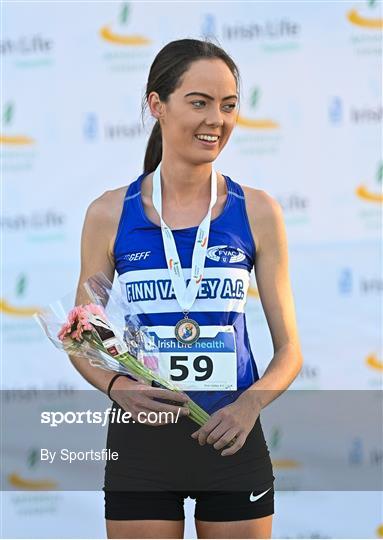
left=104, top=401, right=275, bottom=521
left=104, top=487, right=274, bottom=521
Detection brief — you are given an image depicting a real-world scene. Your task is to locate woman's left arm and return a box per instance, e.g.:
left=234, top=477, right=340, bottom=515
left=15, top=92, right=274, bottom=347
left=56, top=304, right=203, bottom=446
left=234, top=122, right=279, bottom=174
left=239, top=186, right=304, bottom=411
left=191, top=187, right=303, bottom=454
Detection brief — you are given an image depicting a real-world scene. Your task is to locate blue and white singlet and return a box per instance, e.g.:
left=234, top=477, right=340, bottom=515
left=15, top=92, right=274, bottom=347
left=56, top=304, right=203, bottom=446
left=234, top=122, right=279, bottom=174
left=114, top=172, right=260, bottom=414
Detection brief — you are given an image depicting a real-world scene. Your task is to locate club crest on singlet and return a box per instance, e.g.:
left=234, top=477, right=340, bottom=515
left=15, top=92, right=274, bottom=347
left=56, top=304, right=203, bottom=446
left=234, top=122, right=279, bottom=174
left=206, top=245, right=246, bottom=264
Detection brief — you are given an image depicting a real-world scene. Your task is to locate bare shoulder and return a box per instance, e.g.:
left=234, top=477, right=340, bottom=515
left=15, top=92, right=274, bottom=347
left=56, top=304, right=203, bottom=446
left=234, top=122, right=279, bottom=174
left=240, top=183, right=284, bottom=254
left=84, top=185, right=130, bottom=262
left=86, top=185, right=128, bottom=224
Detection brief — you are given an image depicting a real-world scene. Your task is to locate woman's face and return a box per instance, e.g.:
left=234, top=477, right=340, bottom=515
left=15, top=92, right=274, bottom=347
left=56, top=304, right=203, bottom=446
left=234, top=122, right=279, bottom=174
left=149, top=58, right=239, bottom=165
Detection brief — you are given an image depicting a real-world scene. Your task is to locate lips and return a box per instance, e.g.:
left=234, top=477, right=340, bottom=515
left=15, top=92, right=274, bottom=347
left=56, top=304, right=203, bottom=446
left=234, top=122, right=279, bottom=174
left=194, top=135, right=220, bottom=147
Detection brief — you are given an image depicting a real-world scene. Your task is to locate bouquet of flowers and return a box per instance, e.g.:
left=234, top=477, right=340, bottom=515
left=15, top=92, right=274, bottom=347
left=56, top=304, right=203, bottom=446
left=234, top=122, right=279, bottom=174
left=34, top=272, right=211, bottom=427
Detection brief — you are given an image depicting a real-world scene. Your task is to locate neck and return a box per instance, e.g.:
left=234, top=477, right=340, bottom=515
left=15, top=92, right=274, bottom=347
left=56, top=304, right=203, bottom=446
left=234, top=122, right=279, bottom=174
left=159, top=158, right=214, bottom=205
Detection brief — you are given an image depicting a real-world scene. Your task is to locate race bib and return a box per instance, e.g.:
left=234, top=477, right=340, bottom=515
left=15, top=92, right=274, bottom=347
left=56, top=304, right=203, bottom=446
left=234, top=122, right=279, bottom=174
left=145, top=325, right=237, bottom=391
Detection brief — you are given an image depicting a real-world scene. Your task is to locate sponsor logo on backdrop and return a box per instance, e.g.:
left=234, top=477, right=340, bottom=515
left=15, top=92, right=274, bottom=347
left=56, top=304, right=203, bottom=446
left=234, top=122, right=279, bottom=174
left=365, top=353, right=383, bottom=371
left=354, top=162, right=382, bottom=231
left=347, top=0, right=383, bottom=29
left=83, top=112, right=146, bottom=141
left=356, top=162, right=383, bottom=203
left=295, top=364, right=320, bottom=390
left=269, top=427, right=301, bottom=470
left=1, top=274, right=43, bottom=343
left=6, top=446, right=61, bottom=516
left=268, top=426, right=302, bottom=491
left=0, top=102, right=36, bottom=172
left=338, top=268, right=353, bottom=294
left=276, top=193, right=310, bottom=226
left=8, top=448, right=57, bottom=490
left=338, top=267, right=382, bottom=296
left=233, top=87, right=281, bottom=156
left=0, top=32, right=54, bottom=68
left=100, top=2, right=152, bottom=72
left=365, top=352, right=383, bottom=388
left=346, top=0, right=382, bottom=56
left=202, top=13, right=301, bottom=52
left=0, top=274, right=41, bottom=317
left=347, top=436, right=383, bottom=467
left=1, top=210, right=66, bottom=243
left=329, top=96, right=382, bottom=125
left=328, top=96, right=343, bottom=124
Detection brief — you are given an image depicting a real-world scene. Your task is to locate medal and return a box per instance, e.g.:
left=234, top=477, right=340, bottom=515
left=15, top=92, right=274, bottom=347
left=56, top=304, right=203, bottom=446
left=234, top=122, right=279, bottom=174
left=152, top=161, right=217, bottom=344
left=174, top=313, right=200, bottom=345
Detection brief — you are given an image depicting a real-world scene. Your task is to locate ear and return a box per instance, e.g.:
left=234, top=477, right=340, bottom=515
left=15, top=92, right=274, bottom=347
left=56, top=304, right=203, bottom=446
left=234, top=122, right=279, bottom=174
left=148, top=91, right=164, bottom=120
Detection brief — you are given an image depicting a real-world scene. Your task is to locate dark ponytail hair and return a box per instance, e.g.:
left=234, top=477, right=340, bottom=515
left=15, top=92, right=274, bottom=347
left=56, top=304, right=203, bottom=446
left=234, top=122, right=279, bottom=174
left=141, top=38, right=241, bottom=174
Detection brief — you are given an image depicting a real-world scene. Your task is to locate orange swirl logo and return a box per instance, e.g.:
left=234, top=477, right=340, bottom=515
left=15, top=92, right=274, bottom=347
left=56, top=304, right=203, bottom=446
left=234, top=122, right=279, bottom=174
left=100, top=3, right=151, bottom=46
left=356, top=163, right=383, bottom=203
left=0, top=275, right=41, bottom=317
left=0, top=102, right=34, bottom=146
left=347, top=0, right=383, bottom=29
left=236, top=88, right=279, bottom=130
left=8, top=472, right=57, bottom=490
left=365, top=353, right=383, bottom=371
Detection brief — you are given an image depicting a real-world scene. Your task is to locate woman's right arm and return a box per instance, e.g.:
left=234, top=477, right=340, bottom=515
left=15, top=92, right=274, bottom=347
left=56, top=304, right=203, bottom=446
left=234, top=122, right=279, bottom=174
left=68, top=191, right=123, bottom=395
left=68, top=190, right=190, bottom=423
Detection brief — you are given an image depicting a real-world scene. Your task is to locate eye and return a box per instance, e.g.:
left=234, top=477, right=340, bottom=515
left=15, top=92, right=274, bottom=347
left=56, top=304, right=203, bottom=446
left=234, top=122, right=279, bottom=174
left=191, top=100, right=206, bottom=108
left=191, top=101, right=237, bottom=111
left=224, top=103, right=237, bottom=111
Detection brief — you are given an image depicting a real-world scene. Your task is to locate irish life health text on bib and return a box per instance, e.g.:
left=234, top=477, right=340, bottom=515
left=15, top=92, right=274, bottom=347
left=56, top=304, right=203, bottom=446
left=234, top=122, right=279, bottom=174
left=146, top=325, right=237, bottom=391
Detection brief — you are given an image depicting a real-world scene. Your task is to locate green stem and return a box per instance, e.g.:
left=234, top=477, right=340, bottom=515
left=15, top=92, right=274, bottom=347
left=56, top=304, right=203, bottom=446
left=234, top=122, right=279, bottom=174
left=85, top=339, right=212, bottom=428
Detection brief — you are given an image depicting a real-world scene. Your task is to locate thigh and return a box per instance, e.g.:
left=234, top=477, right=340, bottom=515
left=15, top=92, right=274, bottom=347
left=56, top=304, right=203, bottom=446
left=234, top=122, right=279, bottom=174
left=195, top=515, right=272, bottom=539
left=106, top=519, right=184, bottom=539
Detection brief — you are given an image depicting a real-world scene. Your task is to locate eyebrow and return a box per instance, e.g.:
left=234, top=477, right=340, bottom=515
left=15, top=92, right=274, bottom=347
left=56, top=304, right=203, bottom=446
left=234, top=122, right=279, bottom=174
left=184, top=92, right=238, bottom=101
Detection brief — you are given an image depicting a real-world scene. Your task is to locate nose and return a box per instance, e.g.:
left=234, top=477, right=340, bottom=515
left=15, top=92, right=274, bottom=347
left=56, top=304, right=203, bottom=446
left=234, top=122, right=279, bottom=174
left=205, top=105, right=224, bottom=128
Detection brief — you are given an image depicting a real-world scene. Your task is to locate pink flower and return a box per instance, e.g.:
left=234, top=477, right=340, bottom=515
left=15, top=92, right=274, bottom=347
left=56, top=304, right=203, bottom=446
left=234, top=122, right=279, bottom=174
left=143, top=355, right=158, bottom=370
left=58, top=321, right=73, bottom=341
left=58, top=304, right=95, bottom=342
left=57, top=303, right=109, bottom=343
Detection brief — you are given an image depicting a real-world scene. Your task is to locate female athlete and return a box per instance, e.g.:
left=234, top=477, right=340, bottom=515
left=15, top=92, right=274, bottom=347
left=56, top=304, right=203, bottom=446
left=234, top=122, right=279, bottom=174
left=70, top=38, right=303, bottom=539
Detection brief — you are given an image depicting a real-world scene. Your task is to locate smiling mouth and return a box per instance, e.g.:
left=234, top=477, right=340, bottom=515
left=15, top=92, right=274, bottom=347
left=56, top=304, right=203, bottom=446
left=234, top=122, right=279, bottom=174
left=194, top=135, right=220, bottom=145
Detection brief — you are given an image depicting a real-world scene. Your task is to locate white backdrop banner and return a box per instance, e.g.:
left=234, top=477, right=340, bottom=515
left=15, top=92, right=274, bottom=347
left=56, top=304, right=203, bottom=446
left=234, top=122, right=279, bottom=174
left=2, top=1, right=382, bottom=538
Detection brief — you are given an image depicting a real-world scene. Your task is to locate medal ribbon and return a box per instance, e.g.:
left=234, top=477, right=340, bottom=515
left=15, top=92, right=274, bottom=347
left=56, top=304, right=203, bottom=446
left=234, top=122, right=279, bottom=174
left=152, top=161, right=218, bottom=313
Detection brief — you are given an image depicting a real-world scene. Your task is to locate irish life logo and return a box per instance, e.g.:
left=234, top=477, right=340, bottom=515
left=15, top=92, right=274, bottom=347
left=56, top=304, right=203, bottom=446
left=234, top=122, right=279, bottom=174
left=100, top=2, right=152, bottom=72
left=234, top=86, right=281, bottom=157
left=100, top=2, right=151, bottom=45
left=1, top=101, right=36, bottom=172
left=355, top=162, right=383, bottom=203
left=347, top=0, right=382, bottom=56
left=0, top=102, right=34, bottom=146
left=0, top=273, right=41, bottom=317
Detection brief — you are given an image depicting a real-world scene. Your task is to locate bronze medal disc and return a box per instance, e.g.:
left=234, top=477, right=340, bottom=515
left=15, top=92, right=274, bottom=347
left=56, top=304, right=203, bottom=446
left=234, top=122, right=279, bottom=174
left=174, top=318, right=200, bottom=345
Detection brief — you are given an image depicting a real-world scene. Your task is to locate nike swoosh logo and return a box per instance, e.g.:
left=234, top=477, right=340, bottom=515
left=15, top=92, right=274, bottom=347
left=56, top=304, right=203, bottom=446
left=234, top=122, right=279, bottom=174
left=249, top=487, right=272, bottom=502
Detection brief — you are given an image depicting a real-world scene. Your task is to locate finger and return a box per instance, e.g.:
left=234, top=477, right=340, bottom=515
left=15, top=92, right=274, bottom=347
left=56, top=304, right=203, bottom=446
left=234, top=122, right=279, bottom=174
left=192, top=417, right=221, bottom=445
left=213, top=428, right=239, bottom=451
left=146, top=388, right=190, bottom=403
left=205, top=424, right=231, bottom=446
left=140, top=399, right=190, bottom=417
left=220, top=433, right=246, bottom=456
